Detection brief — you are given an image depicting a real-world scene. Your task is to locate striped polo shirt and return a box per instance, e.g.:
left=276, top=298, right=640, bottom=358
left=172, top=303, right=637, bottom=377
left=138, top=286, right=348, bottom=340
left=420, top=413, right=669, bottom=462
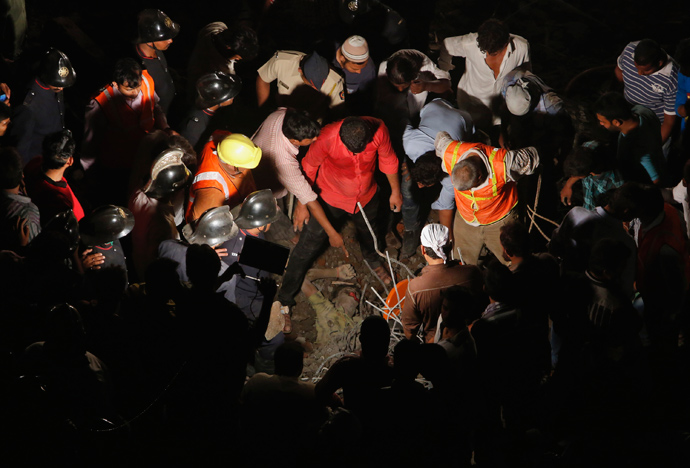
left=618, top=41, right=678, bottom=122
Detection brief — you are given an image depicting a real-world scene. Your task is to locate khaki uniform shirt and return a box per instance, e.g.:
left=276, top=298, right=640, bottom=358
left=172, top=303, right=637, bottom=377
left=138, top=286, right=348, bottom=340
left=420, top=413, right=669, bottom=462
left=258, top=50, right=345, bottom=108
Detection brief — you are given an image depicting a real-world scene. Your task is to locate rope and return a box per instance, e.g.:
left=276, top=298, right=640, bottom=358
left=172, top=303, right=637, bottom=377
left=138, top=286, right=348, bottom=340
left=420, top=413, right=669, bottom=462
left=528, top=172, right=542, bottom=234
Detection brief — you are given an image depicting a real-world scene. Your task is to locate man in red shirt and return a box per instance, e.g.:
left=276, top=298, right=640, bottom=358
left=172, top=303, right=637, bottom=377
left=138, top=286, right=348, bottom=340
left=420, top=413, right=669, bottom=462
left=277, top=116, right=402, bottom=321
left=24, top=130, right=85, bottom=226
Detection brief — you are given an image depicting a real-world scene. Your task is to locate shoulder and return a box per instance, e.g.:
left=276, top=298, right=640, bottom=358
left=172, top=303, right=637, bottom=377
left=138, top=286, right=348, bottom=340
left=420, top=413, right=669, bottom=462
left=273, top=50, right=305, bottom=63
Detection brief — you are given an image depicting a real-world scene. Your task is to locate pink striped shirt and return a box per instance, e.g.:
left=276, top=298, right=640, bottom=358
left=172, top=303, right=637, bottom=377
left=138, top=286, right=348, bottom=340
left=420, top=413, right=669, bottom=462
left=251, top=108, right=318, bottom=205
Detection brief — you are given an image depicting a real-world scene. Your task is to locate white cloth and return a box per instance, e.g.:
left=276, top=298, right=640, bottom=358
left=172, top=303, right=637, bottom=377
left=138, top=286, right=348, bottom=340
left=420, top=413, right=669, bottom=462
left=420, top=223, right=449, bottom=262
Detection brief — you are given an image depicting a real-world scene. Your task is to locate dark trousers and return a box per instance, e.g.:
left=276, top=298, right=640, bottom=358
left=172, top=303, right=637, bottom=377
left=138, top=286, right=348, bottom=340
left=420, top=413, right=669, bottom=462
left=277, top=194, right=382, bottom=306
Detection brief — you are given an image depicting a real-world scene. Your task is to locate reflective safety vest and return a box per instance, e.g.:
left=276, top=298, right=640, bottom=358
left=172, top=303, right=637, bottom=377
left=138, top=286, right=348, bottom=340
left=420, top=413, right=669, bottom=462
left=93, top=70, right=156, bottom=169
left=185, top=130, right=257, bottom=221
left=443, top=140, right=518, bottom=225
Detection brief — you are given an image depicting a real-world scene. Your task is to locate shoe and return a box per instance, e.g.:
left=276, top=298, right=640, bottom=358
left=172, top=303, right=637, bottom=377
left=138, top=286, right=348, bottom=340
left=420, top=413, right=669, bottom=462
left=372, top=265, right=393, bottom=286
left=280, top=304, right=292, bottom=334
left=400, top=230, right=420, bottom=259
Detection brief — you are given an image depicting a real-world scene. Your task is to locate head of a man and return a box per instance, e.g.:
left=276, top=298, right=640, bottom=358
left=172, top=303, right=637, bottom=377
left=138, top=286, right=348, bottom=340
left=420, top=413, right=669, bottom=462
left=386, top=53, right=422, bottom=92
left=676, top=38, right=690, bottom=76
left=499, top=219, right=531, bottom=260
left=113, top=58, right=143, bottom=99
left=299, top=52, right=330, bottom=91
left=136, top=9, right=179, bottom=51
left=451, top=151, right=489, bottom=191
left=42, top=130, right=76, bottom=171
left=410, top=151, right=445, bottom=188
left=339, top=116, right=374, bottom=153
left=594, top=92, right=634, bottom=132
left=0, top=147, right=23, bottom=190
left=420, top=223, right=450, bottom=264
left=633, top=39, right=666, bottom=76
left=214, top=26, right=259, bottom=62
left=282, top=108, right=320, bottom=146
left=338, top=35, right=370, bottom=74
left=477, top=18, right=510, bottom=56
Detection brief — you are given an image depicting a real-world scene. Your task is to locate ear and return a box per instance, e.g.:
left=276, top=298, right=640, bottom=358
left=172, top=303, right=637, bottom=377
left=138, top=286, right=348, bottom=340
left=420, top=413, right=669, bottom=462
left=67, top=156, right=74, bottom=167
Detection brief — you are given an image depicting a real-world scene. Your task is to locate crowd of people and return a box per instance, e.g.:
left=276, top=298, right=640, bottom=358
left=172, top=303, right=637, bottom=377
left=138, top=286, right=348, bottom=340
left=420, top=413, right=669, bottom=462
left=1, top=1, right=690, bottom=466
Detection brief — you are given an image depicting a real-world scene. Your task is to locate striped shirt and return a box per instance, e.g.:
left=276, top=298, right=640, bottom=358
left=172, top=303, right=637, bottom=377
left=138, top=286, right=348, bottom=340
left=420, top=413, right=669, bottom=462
left=251, top=108, right=318, bottom=205
left=618, top=41, right=678, bottom=122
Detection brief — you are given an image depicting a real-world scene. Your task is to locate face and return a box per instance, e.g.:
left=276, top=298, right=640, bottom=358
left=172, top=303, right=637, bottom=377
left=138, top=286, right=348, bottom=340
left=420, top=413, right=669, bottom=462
left=219, top=97, right=235, bottom=108
left=117, top=81, right=142, bottom=99
left=634, top=61, right=661, bottom=76
left=48, top=85, right=63, bottom=93
left=0, top=117, right=10, bottom=136
left=296, top=137, right=317, bottom=147
left=596, top=113, right=618, bottom=132
left=343, top=58, right=368, bottom=74
left=299, top=70, right=319, bottom=90
left=390, top=79, right=410, bottom=92
left=151, top=39, right=173, bottom=51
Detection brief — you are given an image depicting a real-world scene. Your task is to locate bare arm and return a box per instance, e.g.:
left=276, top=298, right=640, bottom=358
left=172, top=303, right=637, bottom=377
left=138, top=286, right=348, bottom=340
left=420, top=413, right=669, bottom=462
left=256, top=75, right=271, bottom=108
left=660, top=113, right=676, bottom=144
left=386, top=172, right=402, bottom=212
left=615, top=66, right=624, bottom=82
left=409, top=78, right=451, bottom=95
left=187, top=187, right=225, bottom=222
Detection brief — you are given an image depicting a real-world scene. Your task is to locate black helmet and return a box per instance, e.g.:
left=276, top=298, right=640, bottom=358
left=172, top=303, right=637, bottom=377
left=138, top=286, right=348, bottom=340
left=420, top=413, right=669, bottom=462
left=137, top=9, right=180, bottom=43
left=338, top=0, right=372, bottom=24
left=41, top=210, right=80, bottom=254
left=143, top=148, right=191, bottom=199
left=79, top=205, right=135, bottom=246
left=39, top=48, right=76, bottom=88
left=234, top=189, right=281, bottom=229
left=182, top=206, right=239, bottom=245
left=195, top=72, right=242, bottom=109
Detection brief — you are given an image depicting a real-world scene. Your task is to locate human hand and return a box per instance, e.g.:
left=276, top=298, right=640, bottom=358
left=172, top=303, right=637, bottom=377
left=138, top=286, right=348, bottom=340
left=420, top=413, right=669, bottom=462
left=560, top=184, right=573, bottom=206
left=0, top=82, right=11, bottom=105
left=293, top=202, right=310, bottom=232
left=214, top=247, right=228, bottom=258
left=409, top=80, right=427, bottom=94
left=328, top=232, right=349, bottom=257
left=389, top=191, right=403, bottom=212
left=81, top=249, right=105, bottom=270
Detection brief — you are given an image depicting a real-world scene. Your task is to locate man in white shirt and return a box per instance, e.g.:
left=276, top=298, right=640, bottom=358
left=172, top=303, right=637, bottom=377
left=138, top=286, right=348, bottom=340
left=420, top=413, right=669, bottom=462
left=440, top=18, right=530, bottom=132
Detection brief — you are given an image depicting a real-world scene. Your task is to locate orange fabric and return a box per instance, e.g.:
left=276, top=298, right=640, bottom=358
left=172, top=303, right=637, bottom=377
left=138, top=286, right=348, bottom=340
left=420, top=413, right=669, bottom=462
left=636, top=203, right=690, bottom=293
left=93, top=70, right=156, bottom=169
left=185, top=130, right=257, bottom=221
left=443, top=140, right=518, bottom=225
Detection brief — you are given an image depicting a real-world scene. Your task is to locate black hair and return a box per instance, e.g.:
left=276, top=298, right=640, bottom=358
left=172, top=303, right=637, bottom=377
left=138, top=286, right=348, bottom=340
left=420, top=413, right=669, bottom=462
left=594, top=92, right=634, bottom=122
left=477, top=18, right=510, bottom=54
left=607, top=182, right=646, bottom=221
left=393, top=339, right=421, bottom=380
left=386, top=53, right=422, bottom=85
left=282, top=108, right=320, bottom=141
left=42, top=130, right=75, bottom=170
left=186, top=243, right=220, bottom=287
left=637, top=184, right=665, bottom=223
left=0, top=146, right=23, bottom=189
left=409, top=151, right=445, bottom=187
left=359, top=315, right=390, bottom=358
left=215, top=25, right=259, bottom=61
left=451, top=156, right=486, bottom=191
left=634, top=39, right=666, bottom=67
left=440, top=285, right=477, bottom=328
left=339, top=117, right=374, bottom=153
left=564, top=142, right=616, bottom=177
left=483, top=259, right=515, bottom=303
left=499, top=220, right=531, bottom=258
left=113, top=57, right=142, bottom=87
left=274, top=341, right=305, bottom=377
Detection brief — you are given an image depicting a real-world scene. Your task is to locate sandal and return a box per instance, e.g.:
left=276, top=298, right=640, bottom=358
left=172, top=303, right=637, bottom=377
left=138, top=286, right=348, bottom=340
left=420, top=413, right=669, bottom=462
left=372, top=265, right=393, bottom=286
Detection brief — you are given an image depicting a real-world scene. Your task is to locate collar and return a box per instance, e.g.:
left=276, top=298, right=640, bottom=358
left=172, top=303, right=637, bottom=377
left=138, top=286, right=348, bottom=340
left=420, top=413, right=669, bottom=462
left=35, top=79, right=51, bottom=90
left=136, top=44, right=157, bottom=60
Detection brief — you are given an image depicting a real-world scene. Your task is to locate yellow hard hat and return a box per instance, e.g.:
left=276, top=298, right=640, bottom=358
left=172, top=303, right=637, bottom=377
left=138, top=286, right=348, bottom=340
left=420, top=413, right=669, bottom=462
left=217, top=133, right=262, bottom=169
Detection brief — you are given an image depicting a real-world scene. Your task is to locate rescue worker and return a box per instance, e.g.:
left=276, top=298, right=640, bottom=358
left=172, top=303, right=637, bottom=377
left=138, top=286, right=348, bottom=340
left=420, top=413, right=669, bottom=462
left=82, top=58, right=170, bottom=204
left=179, top=71, right=242, bottom=150
left=134, top=9, right=180, bottom=115
left=79, top=205, right=135, bottom=283
left=10, top=48, right=76, bottom=164
left=129, top=147, right=191, bottom=280
left=435, top=131, right=539, bottom=266
left=186, top=130, right=261, bottom=222
left=256, top=50, right=345, bottom=120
